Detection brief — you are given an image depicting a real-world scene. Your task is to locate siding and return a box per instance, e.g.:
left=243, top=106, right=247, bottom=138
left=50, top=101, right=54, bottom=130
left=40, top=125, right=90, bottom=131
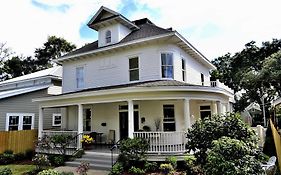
left=0, top=89, right=60, bottom=131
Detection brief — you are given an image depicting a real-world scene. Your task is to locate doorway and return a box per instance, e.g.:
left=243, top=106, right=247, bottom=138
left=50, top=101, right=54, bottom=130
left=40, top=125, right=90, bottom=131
left=119, top=105, right=139, bottom=140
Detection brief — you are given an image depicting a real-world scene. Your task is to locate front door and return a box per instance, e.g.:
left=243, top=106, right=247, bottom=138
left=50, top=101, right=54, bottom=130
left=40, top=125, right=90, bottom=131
left=119, top=111, right=128, bottom=140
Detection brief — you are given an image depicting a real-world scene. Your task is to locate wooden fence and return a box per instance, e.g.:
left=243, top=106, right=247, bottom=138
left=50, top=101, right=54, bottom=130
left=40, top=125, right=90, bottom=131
left=0, top=129, right=38, bottom=154
left=270, top=119, right=281, bottom=173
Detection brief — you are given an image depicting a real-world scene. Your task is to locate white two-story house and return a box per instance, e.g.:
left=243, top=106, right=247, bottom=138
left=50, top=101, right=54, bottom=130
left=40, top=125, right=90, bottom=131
left=34, top=6, right=234, bottom=155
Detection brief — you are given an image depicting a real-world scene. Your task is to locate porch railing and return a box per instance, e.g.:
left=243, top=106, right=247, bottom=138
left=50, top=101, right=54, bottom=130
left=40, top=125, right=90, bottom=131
left=210, top=80, right=234, bottom=94
left=133, top=131, right=187, bottom=154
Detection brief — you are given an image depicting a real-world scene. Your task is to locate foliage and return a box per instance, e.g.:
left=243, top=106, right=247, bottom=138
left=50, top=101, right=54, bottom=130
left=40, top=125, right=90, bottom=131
left=128, top=166, right=145, bottom=175
left=144, top=161, right=158, bottom=172
left=160, top=163, right=174, bottom=175
left=0, top=153, right=15, bottom=165
left=166, top=156, right=177, bottom=169
left=73, top=149, right=84, bottom=158
left=34, top=35, right=76, bottom=70
left=14, top=152, right=26, bottom=161
left=48, top=155, right=66, bottom=167
left=25, top=149, right=35, bottom=160
left=80, top=135, right=94, bottom=144
left=204, top=137, right=263, bottom=175
left=38, top=169, right=60, bottom=175
left=118, top=137, right=149, bottom=169
left=109, top=162, right=124, bottom=175
left=3, top=150, right=13, bottom=154
left=75, top=162, right=90, bottom=175
left=186, top=113, right=258, bottom=165
left=32, top=154, right=50, bottom=170
left=0, top=167, right=12, bottom=175
left=211, top=39, right=281, bottom=113
left=0, top=165, right=36, bottom=175
left=263, top=123, right=276, bottom=157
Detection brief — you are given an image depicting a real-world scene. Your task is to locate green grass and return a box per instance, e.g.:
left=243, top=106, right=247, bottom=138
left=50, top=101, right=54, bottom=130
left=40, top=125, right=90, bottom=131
left=0, top=164, right=36, bottom=175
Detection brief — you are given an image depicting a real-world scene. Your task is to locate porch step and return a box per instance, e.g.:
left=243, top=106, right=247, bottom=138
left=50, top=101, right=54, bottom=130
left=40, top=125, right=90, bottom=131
left=65, top=151, right=119, bottom=171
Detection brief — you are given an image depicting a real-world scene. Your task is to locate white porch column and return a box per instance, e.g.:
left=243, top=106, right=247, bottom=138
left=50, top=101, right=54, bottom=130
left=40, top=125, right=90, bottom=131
left=128, top=100, right=134, bottom=138
left=77, top=104, right=83, bottom=149
left=216, top=101, right=222, bottom=115
left=183, top=98, right=191, bottom=130
left=226, top=102, right=231, bottom=112
left=38, top=107, right=44, bottom=139
left=212, top=101, right=217, bottom=115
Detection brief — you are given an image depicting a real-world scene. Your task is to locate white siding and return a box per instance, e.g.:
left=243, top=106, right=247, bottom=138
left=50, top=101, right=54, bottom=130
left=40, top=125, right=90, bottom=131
left=62, top=44, right=213, bottom=93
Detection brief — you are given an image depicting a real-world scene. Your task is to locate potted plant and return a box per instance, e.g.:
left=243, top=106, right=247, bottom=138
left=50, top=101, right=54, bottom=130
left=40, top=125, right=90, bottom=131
left=81, top=135, right=94, bottom=150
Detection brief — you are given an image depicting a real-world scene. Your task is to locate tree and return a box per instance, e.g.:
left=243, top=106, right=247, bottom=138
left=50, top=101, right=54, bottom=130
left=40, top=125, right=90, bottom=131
left=34, top=36, right=76, bottom=70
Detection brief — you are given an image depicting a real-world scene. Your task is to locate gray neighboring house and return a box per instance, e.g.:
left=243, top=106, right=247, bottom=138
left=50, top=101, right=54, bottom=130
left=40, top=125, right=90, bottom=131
left=0, top=66, right=62, bottom=131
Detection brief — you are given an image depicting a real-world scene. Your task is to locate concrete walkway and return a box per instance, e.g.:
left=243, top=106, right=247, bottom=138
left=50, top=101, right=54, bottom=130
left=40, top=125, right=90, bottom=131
left=54, top=166, right=109, bottom=175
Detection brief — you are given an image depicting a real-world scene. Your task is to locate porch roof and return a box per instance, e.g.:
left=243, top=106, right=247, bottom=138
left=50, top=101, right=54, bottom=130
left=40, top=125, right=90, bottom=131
left=33, top=80, right=233, bottom=105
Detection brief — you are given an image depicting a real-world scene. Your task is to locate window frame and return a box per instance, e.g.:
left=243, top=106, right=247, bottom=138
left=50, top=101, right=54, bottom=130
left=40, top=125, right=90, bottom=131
left=163, top=104, right=176, bottom=131
left=199, top=104, right=211, bottom=119
left=161, top=53, right=174, bottom=79
left=129, top=57, right=139, bottom=82
left=6, top=113, right=35, bottom=131
left=76, top=66, right=84, bottom=89
left=52, top=113, right=62, bottom=127
left=105, top=30, right=111, bottom=44
left=182, top=58, right=186, bottom=82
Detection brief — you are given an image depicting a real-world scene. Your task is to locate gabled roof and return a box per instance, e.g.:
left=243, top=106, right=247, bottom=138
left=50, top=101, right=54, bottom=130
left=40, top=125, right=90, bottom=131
left=273, top=97, right=281, bottom=106
left=87, top=6, right=139, bottom=31
left=0, top=66, right=62, bottom=86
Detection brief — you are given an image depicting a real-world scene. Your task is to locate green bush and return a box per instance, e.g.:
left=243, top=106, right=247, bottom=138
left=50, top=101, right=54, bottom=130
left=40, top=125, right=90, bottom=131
left=32, top=154, right=50, bottom=170
left=128, top=166, right=145, bottom=175
left=144, top=161, right=158, bottom=172
left=38, top=169, right=60, bottom=175
left=186, top=113, right=258, bottom=165
left=3, top=150, right=13, bottom=155
left=25, top=149, right=35, bottom=160
left=0, top=153, right=15, bottom=164
left=204, top=137, right=263, bottom=175
left=159, top=163, right=174, bottom=175
left=48, top=155, right=65, bottom=166
left=166, top=156, right=177, bottom=169
left=14, top=152, right=26, bottom=161
left=109, top=162, right=124, bottom=175
left=118, top=137, right=149, bottom=170
left=0, top=167, right=12, bottom=175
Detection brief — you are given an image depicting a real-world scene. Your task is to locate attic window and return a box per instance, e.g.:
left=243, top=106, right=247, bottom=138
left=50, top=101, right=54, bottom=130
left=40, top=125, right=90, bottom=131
left=105, top=30, right=111, bottom=43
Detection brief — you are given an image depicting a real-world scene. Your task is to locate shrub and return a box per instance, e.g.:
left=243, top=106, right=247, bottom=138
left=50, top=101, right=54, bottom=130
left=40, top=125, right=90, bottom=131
left=186, top=113, right=258, bottom=165
left=128, top=166, right=145, bottom=175
left=48, top=155, right=65, bottom=166
left=0, top=153, right=15, bottom=164
left=144, top=161, right=158, bottom=172
left=14, top=152, right=26, bottom=161
left=0, top=167, right=12, bottom=175
left=3, top=150, right=13, bottom=154
left=166, top=156, right=177, bottom=169
left=25, top=149, right=35, bottom=160
left=109, top=162, right=124, bottom=175
left=118, top=137, right=149, bottom=169
left=73, top=149, right=84, bottom=158
left=38, top=169, right=60, bottom=175
left=32, top=154, right=50, bottom=170
left=204, top=137, right=263, bottom=175
left=76, top=161, right=90, bottom=175
left=160, top=163, right=174, bottom=175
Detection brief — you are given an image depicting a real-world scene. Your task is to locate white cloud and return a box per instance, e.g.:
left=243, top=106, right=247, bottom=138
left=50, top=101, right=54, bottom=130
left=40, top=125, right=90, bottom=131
left=0, top=0, right=280, bottom=60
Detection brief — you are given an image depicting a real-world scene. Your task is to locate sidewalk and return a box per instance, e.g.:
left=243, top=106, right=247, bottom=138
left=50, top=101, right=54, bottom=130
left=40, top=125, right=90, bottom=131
left=54, top=166, right=109, bottom=175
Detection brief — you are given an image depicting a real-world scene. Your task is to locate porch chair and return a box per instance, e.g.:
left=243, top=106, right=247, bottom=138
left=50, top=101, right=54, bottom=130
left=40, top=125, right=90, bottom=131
left=107, top=130, right=115, bottom=146
left=261, top=156, right=277, bottom=175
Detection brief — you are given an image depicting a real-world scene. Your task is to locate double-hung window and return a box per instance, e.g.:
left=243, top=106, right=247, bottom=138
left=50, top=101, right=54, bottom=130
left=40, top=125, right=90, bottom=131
left=6, top=113, right=34, bottom=131
left=105, top=30, right=111, bottom=43
left=129, top=57, right=139, bottom=81
left=161, top=53, right=173, bottom=78
left=76, top=67, right=84, bottom=89
left=52, top=114, right=62, bottom=127
left=182, top=59, right=186, bottom=82
left=163, top=105, right=176, bottom=131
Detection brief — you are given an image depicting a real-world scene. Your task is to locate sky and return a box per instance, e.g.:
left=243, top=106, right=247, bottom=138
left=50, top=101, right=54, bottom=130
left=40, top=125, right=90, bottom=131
left=0, top=0, right=280, bottom=60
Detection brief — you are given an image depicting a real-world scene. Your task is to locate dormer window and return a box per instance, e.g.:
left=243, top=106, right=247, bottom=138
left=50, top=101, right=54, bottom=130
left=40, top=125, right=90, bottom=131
left=105, top=30, right=111, bottom=43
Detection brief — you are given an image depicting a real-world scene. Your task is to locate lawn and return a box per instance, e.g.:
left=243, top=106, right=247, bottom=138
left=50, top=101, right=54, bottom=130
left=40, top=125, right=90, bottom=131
left=0, top=165, right=36, bottom=175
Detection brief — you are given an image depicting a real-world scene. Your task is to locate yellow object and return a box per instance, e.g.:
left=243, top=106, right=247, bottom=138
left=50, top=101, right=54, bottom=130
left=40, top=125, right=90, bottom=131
left=81, top=134, right=94, bottom=144
left=270, top=119, right=281, bottom=173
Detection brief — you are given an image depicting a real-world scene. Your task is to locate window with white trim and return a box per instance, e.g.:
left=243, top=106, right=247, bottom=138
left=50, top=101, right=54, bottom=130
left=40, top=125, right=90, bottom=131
left=182, top=58, right=186, bottom=82
left=52, top=114, right=62, bottom=127
left=161, top=53, right=173, bottom=78
left=76, top=67, right=84, bottom=89
left=129, top=57, right=139, bottom=81
left=163, top=105, right=176, bottom=131
left=105, top=30, right=111, bottom=43
left=6, top=113, right=34, bottom=131
left=200, top=105, right=211, bottom=119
